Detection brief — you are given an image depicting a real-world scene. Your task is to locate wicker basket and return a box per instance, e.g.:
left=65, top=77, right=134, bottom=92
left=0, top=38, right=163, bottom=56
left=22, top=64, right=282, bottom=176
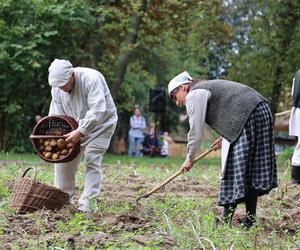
left=10, top=167, right=69, bottom=214
left=30, top=115, right=80, bottom=163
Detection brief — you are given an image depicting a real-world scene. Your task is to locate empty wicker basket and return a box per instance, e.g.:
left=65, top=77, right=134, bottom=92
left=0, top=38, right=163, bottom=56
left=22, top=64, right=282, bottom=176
left=30, top=115, right=80, bottom=163
left=10, top=167, right=69, bottom=214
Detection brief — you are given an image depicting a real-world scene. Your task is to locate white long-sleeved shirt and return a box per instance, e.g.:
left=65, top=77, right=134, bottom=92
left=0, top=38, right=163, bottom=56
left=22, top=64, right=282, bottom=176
left=49, top=67, right=118, bottom=147
left=185, top=89, right=210, bottom=162
left=185, top=89, right=230, bottom=178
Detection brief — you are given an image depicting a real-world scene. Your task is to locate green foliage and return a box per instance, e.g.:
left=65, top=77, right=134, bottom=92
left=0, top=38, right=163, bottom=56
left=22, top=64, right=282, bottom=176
left=1, top=0, right=234, bottom=152
left=0, top=0, right=95, bottom=152
left=2, top=0, right=299, bottom=153
left=225, top=0, right=300, bottom=113
left=57, top=212, right=101, bottom=235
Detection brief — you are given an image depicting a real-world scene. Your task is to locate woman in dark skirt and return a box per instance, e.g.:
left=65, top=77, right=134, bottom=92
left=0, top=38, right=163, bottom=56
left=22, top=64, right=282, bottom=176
left=168, top=71, right=278, bottom=228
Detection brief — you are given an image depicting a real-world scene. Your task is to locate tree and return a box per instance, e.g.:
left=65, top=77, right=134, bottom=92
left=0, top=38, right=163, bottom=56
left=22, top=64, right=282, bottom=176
left=225, top=0, right=300, bottom=115
left=0, top=0, right=95, bottom=151
left=111, top=0, right=147, bottom=100
left=0, top=0, right=233, bottom=152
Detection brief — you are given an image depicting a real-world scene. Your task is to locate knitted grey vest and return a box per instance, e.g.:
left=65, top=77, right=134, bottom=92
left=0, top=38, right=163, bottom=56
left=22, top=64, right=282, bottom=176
left=190, top=79, right=266, bottom=143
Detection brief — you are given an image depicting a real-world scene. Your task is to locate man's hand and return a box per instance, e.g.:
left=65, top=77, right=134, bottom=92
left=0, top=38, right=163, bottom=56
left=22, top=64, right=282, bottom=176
left=211, top=137, right=222, bottom=151
left=180, top=159, right=193, bottom=173
left=65, top=129, right=83, bottom=144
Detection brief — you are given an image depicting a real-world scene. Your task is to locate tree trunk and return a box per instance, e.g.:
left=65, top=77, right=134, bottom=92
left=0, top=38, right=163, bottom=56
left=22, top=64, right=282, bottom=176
left=111, top=0, right=147, bottom=99
left=0, top=114, right=10, bottom=151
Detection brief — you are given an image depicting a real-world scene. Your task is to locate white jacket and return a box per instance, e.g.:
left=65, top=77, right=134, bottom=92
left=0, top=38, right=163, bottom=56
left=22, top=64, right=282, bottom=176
left=49, top=67, right=118, bottom=148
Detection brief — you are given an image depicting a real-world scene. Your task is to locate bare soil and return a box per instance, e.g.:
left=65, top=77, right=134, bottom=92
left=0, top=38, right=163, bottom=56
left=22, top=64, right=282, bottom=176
left=1, top=163, right=300, bottom=249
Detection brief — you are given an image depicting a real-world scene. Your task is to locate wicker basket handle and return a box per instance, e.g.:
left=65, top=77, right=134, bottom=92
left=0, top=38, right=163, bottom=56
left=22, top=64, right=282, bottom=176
left=30, top=135, right=67, bottom=139
left=22, top=167, right=37, bottom=180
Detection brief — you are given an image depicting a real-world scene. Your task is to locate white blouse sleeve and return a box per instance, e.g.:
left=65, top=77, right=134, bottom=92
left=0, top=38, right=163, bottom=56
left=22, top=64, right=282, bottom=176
left=185, top=89, right=210, bottom=162
left=78, top=75, right=107, bottom=136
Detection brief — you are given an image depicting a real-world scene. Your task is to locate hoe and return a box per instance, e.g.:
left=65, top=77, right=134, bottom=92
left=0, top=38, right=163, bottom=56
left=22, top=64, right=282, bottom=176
left=136, top=143, right=218, bottom=203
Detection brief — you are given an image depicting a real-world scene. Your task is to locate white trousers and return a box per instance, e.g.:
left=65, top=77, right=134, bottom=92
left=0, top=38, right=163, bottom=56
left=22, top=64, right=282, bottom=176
left=54, top=138, right=107, bottom=210
left=292, top=136, right=300, bottom=166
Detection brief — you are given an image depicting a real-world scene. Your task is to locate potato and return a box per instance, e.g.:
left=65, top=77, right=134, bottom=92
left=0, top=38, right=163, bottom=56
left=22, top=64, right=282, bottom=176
left=45, top=146, right=52, bottom=152
left=39, top=139, right=44, bottom=145
left=48, top=130, right=63, bottom=136
left=61, top=149, right=69, bottom=155
left=49, top=139, right=57, bottom=147
left=44, top=140, right=50, bottom=146
left=67, top=142, right=74, bottom=149
left=45, top=152, right=53, bottom=159
left=42, top=151, right=47, bottom=156
left=52, top=153, right=59, bottom=160
left=54, top=130, right=63, bottom=136
left=57, top=139, right=66, bottom=150
left=38, top=145, right=45, bottom=152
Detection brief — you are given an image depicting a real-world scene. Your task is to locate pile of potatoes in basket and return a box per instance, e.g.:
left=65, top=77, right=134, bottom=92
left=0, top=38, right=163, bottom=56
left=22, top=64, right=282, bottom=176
left=38, top=138, right=74, bottom=160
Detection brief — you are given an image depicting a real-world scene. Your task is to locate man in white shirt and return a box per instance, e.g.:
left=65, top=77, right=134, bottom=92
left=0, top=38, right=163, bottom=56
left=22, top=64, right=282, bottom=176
left=48, top=59, right=118, bottom=212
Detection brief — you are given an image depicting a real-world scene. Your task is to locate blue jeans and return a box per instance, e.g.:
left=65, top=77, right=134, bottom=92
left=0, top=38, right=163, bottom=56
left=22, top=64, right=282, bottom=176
left=128, top=135, right=143, bottom=157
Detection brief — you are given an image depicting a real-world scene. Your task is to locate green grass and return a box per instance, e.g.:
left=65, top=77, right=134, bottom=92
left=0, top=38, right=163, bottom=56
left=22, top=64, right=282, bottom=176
left=0, top=151, right=40, bottom=161
left=0, top=148, right=299, bottom=249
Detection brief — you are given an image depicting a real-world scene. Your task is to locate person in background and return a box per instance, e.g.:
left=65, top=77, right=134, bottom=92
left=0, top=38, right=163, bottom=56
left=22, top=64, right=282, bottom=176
left=289, top=69, right=300, bottom=184
left=160, top=131, right=174, bottom=157
left=128, top=107, right=147, bottom=157
left=48, top=58, right=118, bottom=212
left=35, top=115, right=42, bottom=124
left=168, top=71, right=277, bottom=228
left=142, top=124, right=161, bottom=157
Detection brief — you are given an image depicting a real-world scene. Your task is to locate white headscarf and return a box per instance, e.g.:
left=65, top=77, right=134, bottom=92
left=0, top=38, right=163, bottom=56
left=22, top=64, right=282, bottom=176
left=168, top=71, right=193, bottom=95
left=48, top=59, right=73, bottom=87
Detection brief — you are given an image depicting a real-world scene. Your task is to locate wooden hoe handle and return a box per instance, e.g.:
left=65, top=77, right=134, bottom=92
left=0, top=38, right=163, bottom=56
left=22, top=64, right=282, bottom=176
left=136, top=147, right=214, bottom=202
left=275, top=110, right=291, bottom=117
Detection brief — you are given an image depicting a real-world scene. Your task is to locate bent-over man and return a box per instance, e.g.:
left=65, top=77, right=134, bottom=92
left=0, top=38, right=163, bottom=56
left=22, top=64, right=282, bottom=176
left=48, top=58, right=118, bottom=212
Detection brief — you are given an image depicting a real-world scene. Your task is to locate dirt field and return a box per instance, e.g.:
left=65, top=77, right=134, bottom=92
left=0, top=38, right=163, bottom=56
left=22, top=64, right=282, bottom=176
left=0, top=158, right=300, bottom=249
